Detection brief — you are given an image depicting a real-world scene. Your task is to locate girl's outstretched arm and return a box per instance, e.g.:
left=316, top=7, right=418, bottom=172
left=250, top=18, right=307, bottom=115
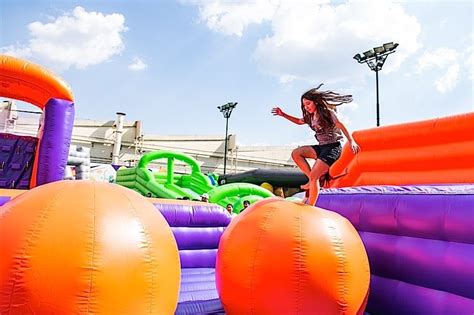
left=335, top=120, right=360, bottom=154
left=272, top=107, right=305, bottom=125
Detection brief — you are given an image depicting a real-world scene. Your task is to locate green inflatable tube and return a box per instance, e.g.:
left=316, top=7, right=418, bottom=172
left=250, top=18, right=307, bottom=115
left=208, top=183, right=274, bottom=212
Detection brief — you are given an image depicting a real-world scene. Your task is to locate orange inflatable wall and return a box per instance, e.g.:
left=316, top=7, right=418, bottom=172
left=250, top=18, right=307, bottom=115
left=329, top=112, right=474, bottom=188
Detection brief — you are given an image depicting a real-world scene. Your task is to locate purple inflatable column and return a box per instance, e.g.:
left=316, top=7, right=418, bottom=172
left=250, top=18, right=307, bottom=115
left=36, top=98, right=75, bottom=186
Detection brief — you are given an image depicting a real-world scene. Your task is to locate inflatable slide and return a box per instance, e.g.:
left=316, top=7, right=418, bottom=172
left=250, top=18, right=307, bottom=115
left=116, top=151, right=214, bottom=200
left=116, top=151, right=273, bottom=212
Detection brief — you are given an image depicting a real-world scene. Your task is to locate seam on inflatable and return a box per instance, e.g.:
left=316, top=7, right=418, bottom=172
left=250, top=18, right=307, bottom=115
left=441, top=201, right=451, bottom=241
left=6, top=185, right=66, bottom=312
left=295, top=209, right=302, bottom=315
left=123, top=188, right=158, bottom=313
left=85, top=182, right=97, bottom=314
left=393, top=196, right=401, bottom=236
left=325, top=217, right=348, bottom=313
left=248, top=202, right=277, bottom=314
left=218, top=205, right=236, bottom=311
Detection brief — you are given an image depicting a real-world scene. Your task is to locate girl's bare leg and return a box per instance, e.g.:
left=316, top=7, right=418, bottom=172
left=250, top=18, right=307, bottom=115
left=291, top=146, right=317, bottom=189
left=307, top=160, right=330, bottom=205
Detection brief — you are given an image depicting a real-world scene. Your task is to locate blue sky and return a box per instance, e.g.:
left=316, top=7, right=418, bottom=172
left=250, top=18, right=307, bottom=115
left=1, top=0, right=472, bottom=146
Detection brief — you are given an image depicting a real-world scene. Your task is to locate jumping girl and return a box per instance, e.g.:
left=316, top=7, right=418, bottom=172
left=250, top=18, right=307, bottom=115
left=272, top=84, right=360, bottom=205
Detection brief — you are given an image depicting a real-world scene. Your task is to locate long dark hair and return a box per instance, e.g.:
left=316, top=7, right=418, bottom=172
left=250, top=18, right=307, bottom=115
left=301, top=83, right=353, bottom=129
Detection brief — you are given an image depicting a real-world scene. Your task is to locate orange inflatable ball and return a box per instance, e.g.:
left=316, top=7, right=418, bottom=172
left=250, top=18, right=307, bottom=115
left=0, top=181, right=180, bottom=314
left=216, top=198, right=370, bottom=315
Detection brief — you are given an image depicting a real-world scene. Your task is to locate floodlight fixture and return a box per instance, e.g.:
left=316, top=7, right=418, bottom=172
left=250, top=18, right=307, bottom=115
left=363, top=50, right=375, bottom=59
left=383, top=42, right=399, bottom=51
left=353, top=42, right=399, bottom=126
left=374, top=46, right=385, bottom=54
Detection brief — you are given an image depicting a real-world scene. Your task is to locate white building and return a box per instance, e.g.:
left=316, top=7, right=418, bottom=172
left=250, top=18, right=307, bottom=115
left=1, top=101, right=297, bottom=174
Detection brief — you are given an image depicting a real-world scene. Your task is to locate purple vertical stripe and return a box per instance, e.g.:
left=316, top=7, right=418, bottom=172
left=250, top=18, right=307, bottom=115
left=36, top=98, right=74, bottom=186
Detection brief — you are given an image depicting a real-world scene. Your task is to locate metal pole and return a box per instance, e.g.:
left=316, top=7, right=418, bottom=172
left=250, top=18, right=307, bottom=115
left=112, top=112, right=126, bottom=164
left=223, top=116, right=229, bottom=175
left=375, top=68, right=380, bottom=127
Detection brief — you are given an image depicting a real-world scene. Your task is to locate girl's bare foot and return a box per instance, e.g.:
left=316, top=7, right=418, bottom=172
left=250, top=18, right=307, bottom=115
left=300, top=182, right=310, bottom=190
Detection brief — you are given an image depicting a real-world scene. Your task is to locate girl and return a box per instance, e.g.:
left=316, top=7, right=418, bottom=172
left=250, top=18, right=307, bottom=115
left=272, top=84, right=360, bottom=205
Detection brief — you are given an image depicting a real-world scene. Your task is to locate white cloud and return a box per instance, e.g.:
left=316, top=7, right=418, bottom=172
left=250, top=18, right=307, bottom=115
left=187, top=0, right=421, bottom=84
left=434, top=64, right=459, bottom=93
left=255, top=1, right=421, bottom=83
left=0, top=45, right=32, bottom=58
left=191, top=0, right=281, bottom=37
left=0, top=7, right=127, bottom=71
left=440, top=19, right=447, bottom=29
left=465, top=45, right=473, bottom=81
left=416, top=47, right=462, bottom=93
left=337, top=100, right=359, bottom=126
left=416, top=47, right=459, bottom=72
left=128, top=57, right=147, bottom=71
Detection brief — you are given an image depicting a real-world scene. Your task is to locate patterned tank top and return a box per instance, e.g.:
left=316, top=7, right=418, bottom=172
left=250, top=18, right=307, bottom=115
left=310, top=110, right=343, bottom=145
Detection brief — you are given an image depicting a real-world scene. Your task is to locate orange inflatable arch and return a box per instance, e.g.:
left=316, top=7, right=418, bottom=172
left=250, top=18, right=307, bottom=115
left=0, top=55, right=73, bottom=108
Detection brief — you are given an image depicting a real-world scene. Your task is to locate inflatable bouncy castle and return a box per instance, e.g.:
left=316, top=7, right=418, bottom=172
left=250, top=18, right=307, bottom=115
left=317, top=185, right=474, bottom=314
left=1, top=54, right=471, bottom=314
left=0, top=54, right=74, bottom=189
left=313, top=112, right=474, bottom=314
left=116, top=150, right=274, bottom=212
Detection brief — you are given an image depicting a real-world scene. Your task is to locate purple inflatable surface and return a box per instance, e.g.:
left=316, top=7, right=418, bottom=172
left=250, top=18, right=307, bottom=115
left=155, top=202, right=231, bottom=269
left=317, top=184, right=474, bottom=315
left=154, top=202, right=230, bottom=314
left=0, top=196, right=10, bottom=206
left=177, top=268, right=224, bottom=315
left=0, top=133, right=37, bottom=189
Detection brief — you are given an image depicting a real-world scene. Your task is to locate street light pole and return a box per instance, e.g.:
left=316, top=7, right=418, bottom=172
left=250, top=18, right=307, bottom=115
left=223, top=114, right=229, bottom=174
left=375, top=66, right=380, bottom=127
left=218, top=102, right=237, bottom=175
left=353, top=42, right=399, bottom=127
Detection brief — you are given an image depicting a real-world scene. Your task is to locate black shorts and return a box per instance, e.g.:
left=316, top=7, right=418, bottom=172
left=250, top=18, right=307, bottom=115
left=311, top=142, right=342, bottom=166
